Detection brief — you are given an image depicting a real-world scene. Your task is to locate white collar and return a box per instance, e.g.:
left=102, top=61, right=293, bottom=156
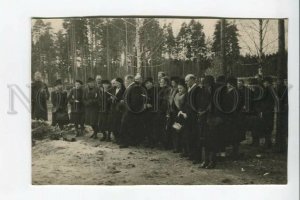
left=188, top=83, right=197, bottom=91
left=127, top=82, right=135, bottom=88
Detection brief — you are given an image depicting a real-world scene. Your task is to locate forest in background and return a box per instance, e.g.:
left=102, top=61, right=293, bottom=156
left=31, top=18, right=287, bottom=85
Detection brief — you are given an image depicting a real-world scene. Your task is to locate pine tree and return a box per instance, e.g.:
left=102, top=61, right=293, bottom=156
left=212, top=20, right=240, bottom=70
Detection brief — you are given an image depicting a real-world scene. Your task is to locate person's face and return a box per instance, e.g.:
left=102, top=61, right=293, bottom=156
left=178, top=85, right=186, bottom=95
left=34, top=73, right=42, bottom=81
left=88, top=81, right=95, bottom=88
left=111, top=80, right=116, bottom=87
left=75, top=82, right=81, bottom=89
left=171, top=80, right=177, bottom=88
left=115, top=81, right=121, bottom=89
left=56, top=84, right=63, bottom=90
left=125, top=78, right=132, bottom=88
left=159, top=79, right=166, bottom=87
left=185, top=77, right=194, bottom=88
left=103, top=83, right=110, bottom=90
left=237, top=81, right=243, bottom=89
left=263, top=81, right=270, bottom=88
left=158, top=73, right=164, bottom=81
left=135, top=77, right=142, bottom=84
left=96, top=77, right=102, bottom=84
left=145, top=81, right=153, bottom=90
left=227, top=83, right=234, bottom=90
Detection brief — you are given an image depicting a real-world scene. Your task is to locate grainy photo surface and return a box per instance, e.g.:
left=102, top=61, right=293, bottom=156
left=31, top=17, right=288, bottom=185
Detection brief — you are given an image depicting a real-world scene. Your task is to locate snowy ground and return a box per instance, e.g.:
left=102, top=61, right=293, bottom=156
left=32, top=131, right=287, bottom=185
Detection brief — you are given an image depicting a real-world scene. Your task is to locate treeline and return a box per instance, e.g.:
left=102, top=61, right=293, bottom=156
left=31, top=18, right=285, bottom=85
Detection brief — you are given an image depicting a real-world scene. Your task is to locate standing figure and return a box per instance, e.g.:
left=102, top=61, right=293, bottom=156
left=68, top=80, right=85, bottom=137
left=83, top=77, right=100, bottom=139
left=143, top=77, right=156, bottom=147
left=260, top=76, right=275, bottom=148
left=51, top=79, right=69, bottom=130
left=119, top=75, right=145, bottom=148
left=168, top=79, right=187, bottom=153
left=156, top=76, right=171, bottom=149
left=98, top=80, right=112, bottom=141
left=32, top=71, right=50, bottom=120
left=181, top=74, right=202, bottom=163
left=109, top=78, right=126, bottom=143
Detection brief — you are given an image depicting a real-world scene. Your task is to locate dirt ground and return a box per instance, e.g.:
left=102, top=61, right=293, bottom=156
left=32, top=129, right=287, bottom=185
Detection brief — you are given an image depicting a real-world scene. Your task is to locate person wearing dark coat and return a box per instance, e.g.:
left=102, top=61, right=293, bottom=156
left=108, top=77, right=126, bottom=143
left=98, top=80, right=112, bottom=141
left=51, top=79, right=69, bottom=130
left=143, top=77, right=156, bottom=147
left=259, top=76, right=275, bottom=148
left=181, top=74, right=203, bottom=163
left=200, top=75, right=220, bottom=169
left=32, top=71, right=50, bottom=121
left=156, top=76, right=171, bottom=149
left=83, top=77, right=101, bottom=139
left=274, top=79, right=288, bottom=153
left=119, top=75, right=146, bottom=148
left=217, top=76, right=242, bottom=159
left=167, top=79, right=187, bottom=153
left=68, top=80, right=85, bottom=136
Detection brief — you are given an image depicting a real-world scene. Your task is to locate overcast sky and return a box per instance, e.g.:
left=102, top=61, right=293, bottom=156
left=32, top=18, right=288, bottom=55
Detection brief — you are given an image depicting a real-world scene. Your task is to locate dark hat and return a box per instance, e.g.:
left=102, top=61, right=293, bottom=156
left=75, top=80, right=83, bottom=85
left=203, top=75, right=215, bottom=86
left=248, top=78, right=258, bottom=85
left=177, top=78, right=187, bottom=88
left=170, top=76, right=180, bottom=83
left=226, top=76, right=237, bottom=86
left=263, top=76, right=273, bottom=83
left=115, top=77, right=124, bottom=84
left=54, top=79, right=63, bottom=86
left=101, top=80, right=110, bottom=85
left=144, top=77, right=154, bottom=83
left=216, top=75, right=226, bottom=84
left=87, top=77, right=95, bottom=83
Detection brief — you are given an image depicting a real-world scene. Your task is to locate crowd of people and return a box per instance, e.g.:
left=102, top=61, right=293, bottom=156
left=31, top=71, right=288, bottom=169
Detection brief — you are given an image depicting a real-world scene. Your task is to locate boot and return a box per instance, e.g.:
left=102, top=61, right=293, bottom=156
left=75, top=129, right=79, bottom=137
left=100, top=132, right=107, bottom=141
left=107, top=132, right=111, bottom=141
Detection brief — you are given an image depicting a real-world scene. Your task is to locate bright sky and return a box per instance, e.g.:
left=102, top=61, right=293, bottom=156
left=33, top=18, right=287, bottom=55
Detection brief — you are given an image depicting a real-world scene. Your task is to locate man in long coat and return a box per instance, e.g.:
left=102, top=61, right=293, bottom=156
left=119, top=75, right=146, bottom=148
left=51, top=79, right=69, bottom=130
left=32, top=71, right=49, bottom=120
left=83, top=77, right=101, bottom=139
left=182, top=74, right=202, bottom=163
left=68, top=80, right=85, bottom=136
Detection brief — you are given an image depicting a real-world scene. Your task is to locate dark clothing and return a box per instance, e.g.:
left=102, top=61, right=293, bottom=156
left=68, top=87, right=85, bottom=125
left=83, top=86, right=100, bottom=127
left=108, top=86, right=126, bottom=139
left=260, top=86, right=275, bottom=147
left=155, top=86, right=171, bottom=148
left=274, top=83, right=288, bottom=152
left=31, top=81, right=49, bottom=120
left=51, top=90, right=69, bottom=129
left=144, top=87, right=157, bottom=146
left=98, top=87, right=112, bottom=132
left=120, top=83, right=146, bottom=146
left=168, top=92, right=187, bottom=152
left=182, top=85, right=203, bottom=161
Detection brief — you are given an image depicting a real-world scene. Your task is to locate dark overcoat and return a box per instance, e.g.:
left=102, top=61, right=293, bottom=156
left=68, top=87, right=85, bottom=124
left=51, top=90, right=69, bottom=126
left=83, top=86, right=100, bottom=126
left=32, top=80, right=50, bottom=120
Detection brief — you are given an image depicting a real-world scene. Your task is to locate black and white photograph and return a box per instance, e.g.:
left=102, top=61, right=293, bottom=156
left=0, top=0, right=299, bottom=200
left=31, top=17, right=289, bottom=185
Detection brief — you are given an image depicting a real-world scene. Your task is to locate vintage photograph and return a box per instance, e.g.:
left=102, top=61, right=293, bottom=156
left=31, top=17, right=288, bottom=185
